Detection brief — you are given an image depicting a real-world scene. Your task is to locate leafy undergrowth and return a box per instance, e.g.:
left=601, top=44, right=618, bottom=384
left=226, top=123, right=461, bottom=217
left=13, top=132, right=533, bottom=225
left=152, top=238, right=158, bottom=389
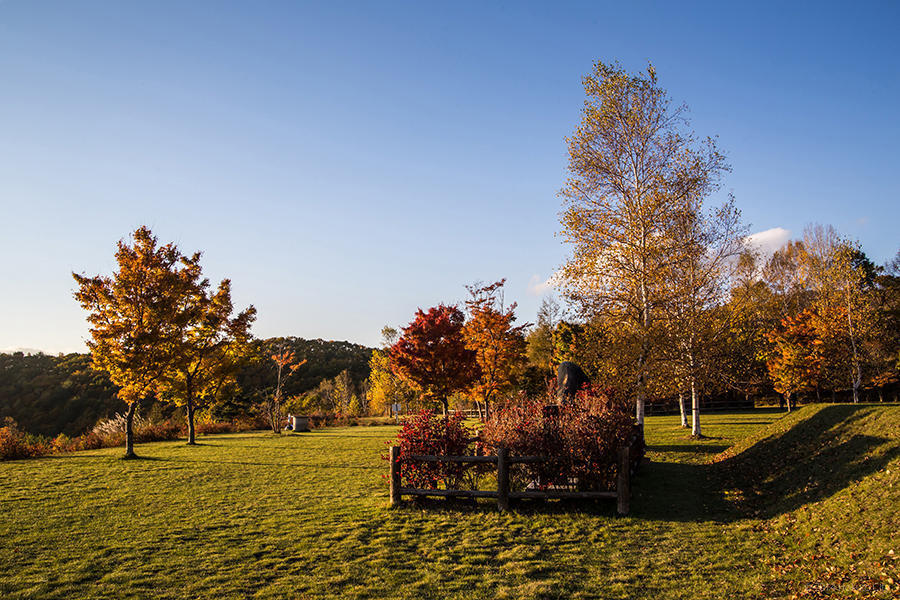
left=0, top=407, right=896, bottom=598
left=712, top=404, right=900, bottom=598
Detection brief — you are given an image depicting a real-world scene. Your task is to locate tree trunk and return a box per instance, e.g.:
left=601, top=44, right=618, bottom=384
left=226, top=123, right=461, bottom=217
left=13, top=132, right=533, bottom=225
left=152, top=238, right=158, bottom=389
left=441, top=398, right=448, bottom=417
left=186, top=398, right=196, bottom=445
left=678, top=392, right=688, bottom=428
left=690, top=378, right=701, bottom=437
left=786, top=393, right=792, bottom=412
left=124, top=402, right=138, bottom=459
left=846, top=288, right=862, bottom=404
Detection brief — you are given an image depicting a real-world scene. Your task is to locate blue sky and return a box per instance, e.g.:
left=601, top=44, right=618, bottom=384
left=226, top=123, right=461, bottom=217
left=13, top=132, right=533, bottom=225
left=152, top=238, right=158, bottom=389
left=1, top=1, right=898, bottom=353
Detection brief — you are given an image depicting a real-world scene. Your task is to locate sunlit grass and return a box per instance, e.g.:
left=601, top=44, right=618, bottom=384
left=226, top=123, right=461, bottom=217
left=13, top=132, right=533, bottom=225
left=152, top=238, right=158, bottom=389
left=0, top=407, right=896, bottom=598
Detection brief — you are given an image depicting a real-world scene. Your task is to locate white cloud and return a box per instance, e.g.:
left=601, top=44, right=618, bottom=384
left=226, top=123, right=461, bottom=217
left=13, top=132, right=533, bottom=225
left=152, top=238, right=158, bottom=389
left=528, top=273, right=559, bottom=296
left=744, top=227, right=791, bottom=258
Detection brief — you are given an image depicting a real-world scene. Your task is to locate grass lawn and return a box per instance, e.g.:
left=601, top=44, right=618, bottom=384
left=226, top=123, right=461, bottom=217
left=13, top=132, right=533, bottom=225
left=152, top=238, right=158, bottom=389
left=1, top=406, right=897, bottom=599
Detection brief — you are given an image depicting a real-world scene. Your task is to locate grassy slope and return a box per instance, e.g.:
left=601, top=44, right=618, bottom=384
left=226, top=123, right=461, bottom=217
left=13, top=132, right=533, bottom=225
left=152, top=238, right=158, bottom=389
left=0, top=407, right=896, bottom=599
left=714, top=404, right=900, bottom=597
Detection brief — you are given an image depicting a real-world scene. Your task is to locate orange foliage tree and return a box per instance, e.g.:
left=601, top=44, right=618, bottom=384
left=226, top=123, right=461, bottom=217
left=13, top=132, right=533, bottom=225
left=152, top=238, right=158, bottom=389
left=766, top=309, right=823, bottom=411
left=463, top=280, right=528, bottom=418
left=72, top=227, right=201, bottom=458
left=267, top=347, right=307, bottom=432
left=162, top=279, right=256, bottom=444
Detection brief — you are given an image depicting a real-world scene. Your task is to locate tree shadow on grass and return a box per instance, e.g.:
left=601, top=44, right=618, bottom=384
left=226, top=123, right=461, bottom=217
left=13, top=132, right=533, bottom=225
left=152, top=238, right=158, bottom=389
left=393, top=495, right=622, bottom=518
left=647, top=444, right=730, bottom=455
left=711, top=405, right=899, bottom=519
left=176, top=457, right=382, bottom=469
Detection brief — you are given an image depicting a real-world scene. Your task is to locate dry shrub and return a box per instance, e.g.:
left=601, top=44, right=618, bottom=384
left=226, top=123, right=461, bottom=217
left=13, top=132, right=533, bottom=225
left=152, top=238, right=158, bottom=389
left=481, top=387, right=641, bottom=491
left=134, top=421, right=182, bottom=443
left=92, top=412, right=148, bottom=437
left=0, top=418, right=51, bottom=460
left=196, top=421, right=235, bottom=435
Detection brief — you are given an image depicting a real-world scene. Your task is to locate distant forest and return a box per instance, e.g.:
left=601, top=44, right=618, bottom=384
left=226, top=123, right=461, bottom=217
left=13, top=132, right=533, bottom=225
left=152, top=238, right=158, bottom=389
left=0, top=337, right=373, bottom=437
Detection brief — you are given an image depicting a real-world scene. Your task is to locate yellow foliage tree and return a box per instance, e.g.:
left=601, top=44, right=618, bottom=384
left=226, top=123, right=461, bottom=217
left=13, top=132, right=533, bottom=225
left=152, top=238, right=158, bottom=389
left=559, top=61, right=729, bottom=424
left=72, top=227, right=201, bottom=458
left=161, top=279, right=256, bottom=444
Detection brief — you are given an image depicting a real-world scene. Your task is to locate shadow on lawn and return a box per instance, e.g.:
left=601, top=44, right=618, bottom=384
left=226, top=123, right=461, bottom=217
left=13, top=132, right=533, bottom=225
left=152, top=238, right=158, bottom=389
left=646, top=444, right=730, bottom=454
left=633, top=405, right=899, bottom=522
left=711, top=404, right=899, bottom=519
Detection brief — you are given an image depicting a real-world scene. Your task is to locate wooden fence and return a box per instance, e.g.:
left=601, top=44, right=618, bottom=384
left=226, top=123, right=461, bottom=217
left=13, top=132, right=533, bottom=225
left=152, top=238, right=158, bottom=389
left=389, top=445, right=633, bottom=515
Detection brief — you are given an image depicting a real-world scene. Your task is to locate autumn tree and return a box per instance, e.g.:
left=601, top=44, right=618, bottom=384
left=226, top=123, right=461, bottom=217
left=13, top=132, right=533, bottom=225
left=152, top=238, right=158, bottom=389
left=73, top=227, right=201, bottom=458
left=720, top=250, right=778, bottom=403
left=870, top=252, right=900, bottom=401
left=161, top=279, right=256, bottom=444
left=762, top=240, right=811, bottom=320
left=367, top=326, right=417, bottom=416
left=558, top=61, right=728, bottom=424
left=463, top=280, right=528, bottom=418
left=267, top=346, right=306, bottom=432
left=766, top=309, right=823, bottom=411
left=390, top=305, right=477, bottom=415
left=661, top=194, right=745, bottom=436
left=802, top=225, right=877, bottom=403
left=526, top=297, right=560, bottom=374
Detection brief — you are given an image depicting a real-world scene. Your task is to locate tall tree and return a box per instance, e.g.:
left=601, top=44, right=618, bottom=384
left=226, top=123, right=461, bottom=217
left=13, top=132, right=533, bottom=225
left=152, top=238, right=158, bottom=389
left=162, top=279, right=256, bottom=444
left=802, top=225, right=877, bottom=403
left=463, top=280, right=528, bottom=418
left=559, top=61, right=729, bottom=424
left=661, top=195, right=744, bottom=436
left=72, top=227, right=200, bottom=458
left=390, top=305, right=477, bottom=415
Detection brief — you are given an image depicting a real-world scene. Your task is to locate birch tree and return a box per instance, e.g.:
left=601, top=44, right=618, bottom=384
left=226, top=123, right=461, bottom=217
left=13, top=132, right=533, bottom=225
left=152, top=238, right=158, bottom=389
left=662, top=195, right=744, bottom=436
left=802, top=225, right=876, bottom=403
left=559, top=61, right=728, bottom=424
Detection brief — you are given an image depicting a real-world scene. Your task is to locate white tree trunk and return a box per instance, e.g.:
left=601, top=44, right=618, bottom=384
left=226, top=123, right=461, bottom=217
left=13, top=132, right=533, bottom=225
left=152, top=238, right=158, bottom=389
left=678, top=392, right=688, bottom=428
left=690, top=378, right=701, bottom=437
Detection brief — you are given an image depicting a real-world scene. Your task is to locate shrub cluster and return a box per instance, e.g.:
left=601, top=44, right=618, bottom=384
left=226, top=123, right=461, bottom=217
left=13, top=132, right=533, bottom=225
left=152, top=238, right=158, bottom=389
left=387, top=387, right=642, bottom=493
left=393, top=410, right=473, bottom=489
left=0, top=418, right=51, bottom=460
left=0, top=415, right=264, bottom=461
left=481, top=389, right=641, bottom=491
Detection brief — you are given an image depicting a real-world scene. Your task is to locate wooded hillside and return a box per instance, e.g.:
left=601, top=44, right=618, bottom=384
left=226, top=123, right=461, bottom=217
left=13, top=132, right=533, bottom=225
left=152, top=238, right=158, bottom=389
left=0, top=337, right=373, bottom=437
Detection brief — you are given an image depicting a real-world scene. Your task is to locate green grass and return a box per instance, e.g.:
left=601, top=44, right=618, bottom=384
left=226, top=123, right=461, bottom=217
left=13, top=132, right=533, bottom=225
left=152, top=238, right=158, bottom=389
left=1, top=406, right=897, bottom=599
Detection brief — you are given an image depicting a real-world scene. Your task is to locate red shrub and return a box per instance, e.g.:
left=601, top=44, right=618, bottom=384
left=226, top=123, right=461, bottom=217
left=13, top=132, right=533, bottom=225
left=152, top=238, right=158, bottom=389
left=481, top=388, right=640, bottom=491
left=393, top=410, right=473, bottom=489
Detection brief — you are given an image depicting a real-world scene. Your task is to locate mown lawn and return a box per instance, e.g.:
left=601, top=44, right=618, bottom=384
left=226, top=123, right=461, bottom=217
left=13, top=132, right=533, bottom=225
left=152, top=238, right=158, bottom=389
left=0, top=407, right=897, bottom=599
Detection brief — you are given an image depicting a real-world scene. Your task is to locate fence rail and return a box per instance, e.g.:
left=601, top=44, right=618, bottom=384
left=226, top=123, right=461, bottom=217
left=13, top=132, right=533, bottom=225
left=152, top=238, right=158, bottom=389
left=389, top=445, right=633, bottom=514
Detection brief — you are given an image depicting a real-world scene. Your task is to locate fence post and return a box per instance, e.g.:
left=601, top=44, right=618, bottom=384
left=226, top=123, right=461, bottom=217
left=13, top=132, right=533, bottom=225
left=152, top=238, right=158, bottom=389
left=617, top=446, right=630, bottom=516
left=390, top=446, right=401, bottom=507
left=497, top=447, right=509, bottom=512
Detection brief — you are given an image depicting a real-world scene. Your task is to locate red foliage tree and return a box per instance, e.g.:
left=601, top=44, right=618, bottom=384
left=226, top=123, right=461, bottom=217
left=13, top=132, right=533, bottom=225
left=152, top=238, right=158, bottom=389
left=390, top=304, right=478, bottom=415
